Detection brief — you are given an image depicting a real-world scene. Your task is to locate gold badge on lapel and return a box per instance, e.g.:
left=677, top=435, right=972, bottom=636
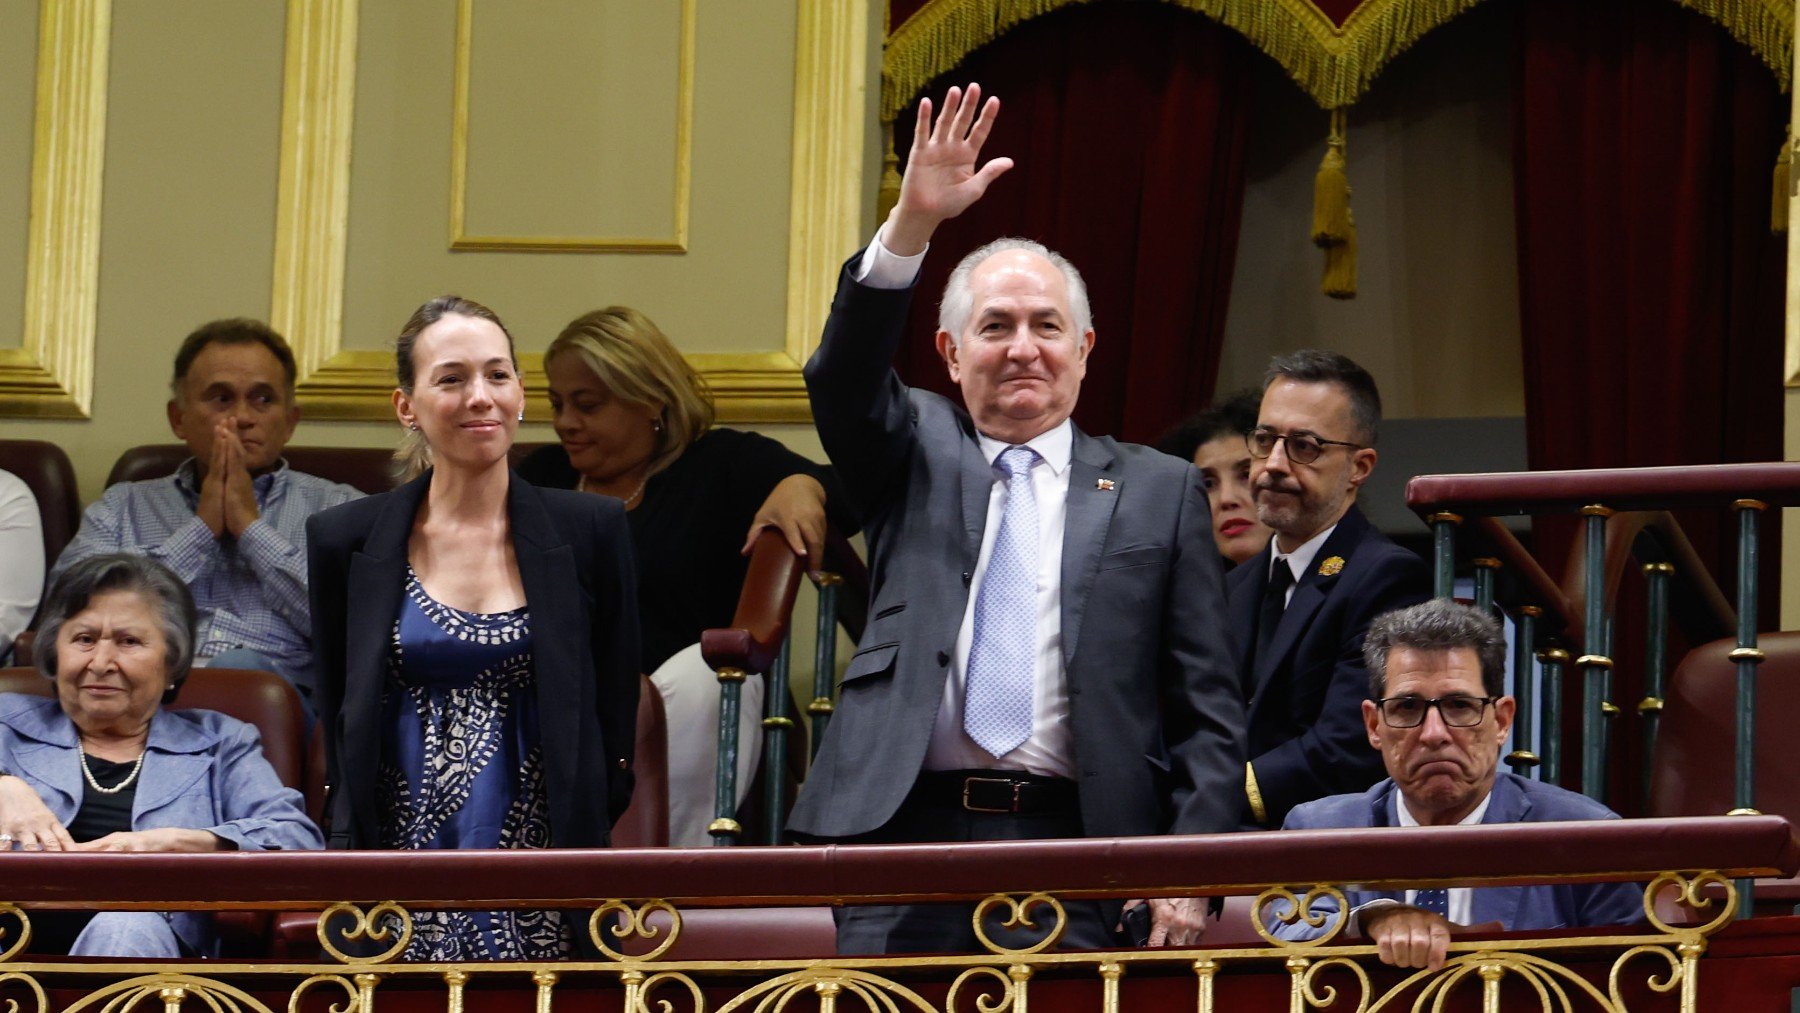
left=1319, top=555, right=1345, bottom=577
left=1095, top=478, right=1116, bottom=491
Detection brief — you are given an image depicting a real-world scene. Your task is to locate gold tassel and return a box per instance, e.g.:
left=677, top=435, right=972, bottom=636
left=1312, top=109, right=1352, bottom=246
left=1322, top=218, right=1358, bottom=299
left=1773, top=133, right=1791, bottom=234
left=877, top=123, right=903, bottom=223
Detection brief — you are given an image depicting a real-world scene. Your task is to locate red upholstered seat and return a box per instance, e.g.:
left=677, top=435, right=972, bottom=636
left=106, top=444, right=398, bottom=496
left=1648, top=631, right=1800, bottom=821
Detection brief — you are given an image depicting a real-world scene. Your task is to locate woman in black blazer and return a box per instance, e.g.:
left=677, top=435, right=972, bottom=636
left=306, top=296, right=639, bottom=961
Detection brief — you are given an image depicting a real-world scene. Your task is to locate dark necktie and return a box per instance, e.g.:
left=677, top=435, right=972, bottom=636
left=1413, top=888, right=1450, bottom=918
left=1253, top=558, right=1296, bottom=677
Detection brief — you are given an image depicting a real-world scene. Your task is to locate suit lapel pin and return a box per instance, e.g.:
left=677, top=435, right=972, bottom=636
left=1319, top=555, right=1345, bottom=577
left=1095, top=478, right=1115, bottom=491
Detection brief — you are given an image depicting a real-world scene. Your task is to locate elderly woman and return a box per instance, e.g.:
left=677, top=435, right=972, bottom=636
left=0, top=553, right=321, bottom=957
left=517, top=306, right=853, bottom=845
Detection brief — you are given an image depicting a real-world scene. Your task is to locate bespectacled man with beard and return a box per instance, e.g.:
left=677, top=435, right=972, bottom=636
left=1224, top=350, right=1430, bottom=828
left=1265, top=599, right=1642, bottom=969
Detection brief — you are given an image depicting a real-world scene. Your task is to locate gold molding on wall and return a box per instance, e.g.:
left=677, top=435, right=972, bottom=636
left=447, top=0, right=696, bottom=254
left=270, top=0, right=360, bottom=405
left=279, top=0, right=864, bottom=423
left=0, top=0, right=112, bottom=420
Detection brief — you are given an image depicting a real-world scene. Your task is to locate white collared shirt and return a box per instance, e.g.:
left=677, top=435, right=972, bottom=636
left=1271, top=522, right=1338, bottom=606
left=856, top=232, right=1077, bottom=778
left=1349, top=788, right=1496, bottom=933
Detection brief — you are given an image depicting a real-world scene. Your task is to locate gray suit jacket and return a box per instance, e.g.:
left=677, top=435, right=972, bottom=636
left=1268, top=772, right=1645, bottom=939
left=788, top=254, right=1246, bottom=841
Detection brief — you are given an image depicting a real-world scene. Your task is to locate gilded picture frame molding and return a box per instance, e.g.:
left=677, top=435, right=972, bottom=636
left=0, top=0, right=112, bottom=420
left=276, top=0, right=864, bottom=424
left=446, top=0, right=696, bottom=254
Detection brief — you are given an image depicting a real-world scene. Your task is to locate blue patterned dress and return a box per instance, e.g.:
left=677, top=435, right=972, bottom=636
left=379, top=568, right=570, bottom=960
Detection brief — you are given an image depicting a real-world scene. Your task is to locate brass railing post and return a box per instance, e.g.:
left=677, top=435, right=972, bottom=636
left=1577, top=505, right=1614, bottom=802
left=1728, top=499, right=1767, bottom=918
left=1640, top=562, right=1673, bottom=809
left=1427, top=512, right=1461, bottom=599
left=762, top=636, right=794, bottom=845
left=710, top=664, right=747, bottom=846
left=809, top=573, right=843, bottom=760
left=1506, top=605, right=1541, bottom=776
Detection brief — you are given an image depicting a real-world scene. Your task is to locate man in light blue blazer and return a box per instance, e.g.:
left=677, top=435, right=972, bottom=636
left=1267, top=600, right=1642, bottom=968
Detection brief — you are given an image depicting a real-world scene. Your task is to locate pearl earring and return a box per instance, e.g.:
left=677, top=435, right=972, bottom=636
left=408, top=422, right=419, bottom=431
left=517, top=408, right=525, bottom=422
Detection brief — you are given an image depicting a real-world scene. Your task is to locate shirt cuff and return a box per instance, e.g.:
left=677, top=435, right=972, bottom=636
left=1347, top=898, right=1402, bottom=937
left=152, top=515, right=221, bottom=581
left=854, top=231, right=927, bottom=290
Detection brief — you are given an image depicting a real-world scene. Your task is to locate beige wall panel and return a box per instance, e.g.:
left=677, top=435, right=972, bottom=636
left=0, top=0, right=35, bottom=346
left=8, top=0, right=283, bottom=496
left=1221, top=5, right=1524, bottom=419
left=342, top=0, right=796, bottom=374
left=460, top=0, right=684, bottom=241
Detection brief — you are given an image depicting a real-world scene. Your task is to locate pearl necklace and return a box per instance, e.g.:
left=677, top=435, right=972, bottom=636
left=579, top=474, right=648, bottom=508
left=79, top=748, right=145, bottom=795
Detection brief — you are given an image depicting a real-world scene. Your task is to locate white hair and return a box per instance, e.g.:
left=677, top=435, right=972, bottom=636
left=937, top=237, right=1093, bottom=344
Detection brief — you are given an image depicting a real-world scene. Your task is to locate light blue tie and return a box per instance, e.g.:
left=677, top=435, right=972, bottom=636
left=964, top=445, right=1040, bottom=758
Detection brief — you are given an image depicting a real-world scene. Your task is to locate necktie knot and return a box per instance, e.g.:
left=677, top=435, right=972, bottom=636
left=1267, top=558, right=1295, bottom=596
left=997, top=445, right=1038, bottom=480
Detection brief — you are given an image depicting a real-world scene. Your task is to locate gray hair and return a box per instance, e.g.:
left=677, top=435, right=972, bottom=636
left=33, top=554, right=198, bottom=704
left=937, top=237, right=1093, bottom=342
left=1363, top=599, right=1506, bottom=698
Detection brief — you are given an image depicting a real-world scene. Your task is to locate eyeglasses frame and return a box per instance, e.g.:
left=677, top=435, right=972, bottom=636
left=1374, top=693, right=1498, bottom=729
left=1246, top=427, right=1364, bottom=465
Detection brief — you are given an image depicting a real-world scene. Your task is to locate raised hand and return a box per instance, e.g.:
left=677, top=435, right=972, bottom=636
left=883, top=83, right=1014, bottom=256
left=196, top=424, right=230, bottom=538
left=218, top=423, right=261, bottom=538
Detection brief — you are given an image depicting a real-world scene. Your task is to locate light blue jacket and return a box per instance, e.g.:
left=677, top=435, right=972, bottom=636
left=0, top=693, right=323, bottom=954
left=1267, top=772, right=1645, bottom=941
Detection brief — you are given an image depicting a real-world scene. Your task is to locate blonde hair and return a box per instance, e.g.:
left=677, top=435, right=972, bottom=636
left=392, top=295, right=519, bottom=481
left=546, top=306, right=713, bottom=478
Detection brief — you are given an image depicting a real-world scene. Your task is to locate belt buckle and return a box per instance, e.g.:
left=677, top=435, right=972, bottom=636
left=962, top=776, right=1021, bottom=814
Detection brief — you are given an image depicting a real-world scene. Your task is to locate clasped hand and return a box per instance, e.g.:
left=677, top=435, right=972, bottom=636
left=196, top=419, right=260, bottom=539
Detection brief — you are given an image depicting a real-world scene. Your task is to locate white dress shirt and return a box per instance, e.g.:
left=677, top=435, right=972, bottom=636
left=0, top=470, right=43, bottom=653
left=1351, top=788, right=1495, bottom=931
left=857, top=233, right=1078, bottom=779
left=1271, top=522, right=1337, bottom=606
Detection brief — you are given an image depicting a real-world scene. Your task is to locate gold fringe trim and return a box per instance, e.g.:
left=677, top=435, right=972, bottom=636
left=882, top=0, right=1792, bottom=119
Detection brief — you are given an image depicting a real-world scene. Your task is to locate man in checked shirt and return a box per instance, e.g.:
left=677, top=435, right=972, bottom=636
left=51, top=319, right=363, bottom=713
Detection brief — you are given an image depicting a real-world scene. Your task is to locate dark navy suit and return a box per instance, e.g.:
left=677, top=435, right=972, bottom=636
left=1227, top=504, right=1430, bottom=826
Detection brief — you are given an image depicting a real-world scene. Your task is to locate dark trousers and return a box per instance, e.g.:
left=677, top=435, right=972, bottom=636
left=830, top=772, right=1121, bottom=956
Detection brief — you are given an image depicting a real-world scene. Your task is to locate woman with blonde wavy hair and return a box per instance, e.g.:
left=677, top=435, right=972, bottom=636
left=518, top=305, right=850, bottom=845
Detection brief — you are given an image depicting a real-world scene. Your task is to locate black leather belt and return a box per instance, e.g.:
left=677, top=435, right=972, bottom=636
left=913, top=770, right=1079, bottom=815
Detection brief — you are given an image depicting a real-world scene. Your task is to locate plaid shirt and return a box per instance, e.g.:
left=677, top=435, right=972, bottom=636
left=51, top=458, right=363, bottom=698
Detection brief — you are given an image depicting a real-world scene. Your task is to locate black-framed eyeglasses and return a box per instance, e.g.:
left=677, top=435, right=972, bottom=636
left=1376, top=694, right=1496, bottom=728
left=1247, top=428, right=1362, bottom=466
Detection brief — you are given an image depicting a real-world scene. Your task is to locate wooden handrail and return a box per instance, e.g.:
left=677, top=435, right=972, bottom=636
left=1, top=817, right=1790, bottom=908
left=1406, top=462, right=1800, bottom=516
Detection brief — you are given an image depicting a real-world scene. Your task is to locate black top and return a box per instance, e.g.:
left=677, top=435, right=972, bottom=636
left=36, top=755, right=138, bottom=954
left=518, top=429, right=853, bottom=673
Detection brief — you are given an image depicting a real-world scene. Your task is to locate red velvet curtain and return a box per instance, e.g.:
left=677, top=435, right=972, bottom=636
left=889, top=3, right=1254, bottom=443
left=1514, top=0, right=1786, bottom=806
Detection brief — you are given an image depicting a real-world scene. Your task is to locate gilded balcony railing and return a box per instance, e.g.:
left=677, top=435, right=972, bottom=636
left=0, top=816, right=1791, bottom=1013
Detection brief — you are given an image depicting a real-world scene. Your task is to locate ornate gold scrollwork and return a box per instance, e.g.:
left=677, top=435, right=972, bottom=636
left=1643, top=871, right=1737, bottom=936
left=590, top=900, right=682, bottom=962
left=970, top=892, right=1066, bottom=955
left=63, top=974, right=278, bottom=1013
left=0, top=972, right=46, bottom=1013
left=288, top=976, right=360, bottom=1013
left=0, top=906, right=29, bottom=964
left=945, top=966, right=1017, bottom=1013
left=1297, top=956, right=1370, bottom=1011
left=316, top=902, right=413, bottom=964
left=1251, top=885, right=1350, bottom=948
left=713, top=969, right=936, bottom=1013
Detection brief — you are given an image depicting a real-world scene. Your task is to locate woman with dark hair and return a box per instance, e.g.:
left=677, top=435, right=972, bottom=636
left=0, top=553, right=320, bottom=956
left=307, top=296, right=639, bottom=961
left=1156, top=387, right=1274, bottom=567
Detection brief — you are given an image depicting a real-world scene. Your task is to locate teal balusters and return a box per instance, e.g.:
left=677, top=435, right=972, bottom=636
left=1639, top=562, right=1672, bottom=811
left=1577, top=505, right=1613, bottom=802
left=809, top=573, right=842, bottom=760
left=1728, top=499, right=1766, bottom=918
left=1428, top=512, right=1460, bottom=600
left=761, top=637, right=793, bottom=845
left=1507, top=605, right=1542, bottom=777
